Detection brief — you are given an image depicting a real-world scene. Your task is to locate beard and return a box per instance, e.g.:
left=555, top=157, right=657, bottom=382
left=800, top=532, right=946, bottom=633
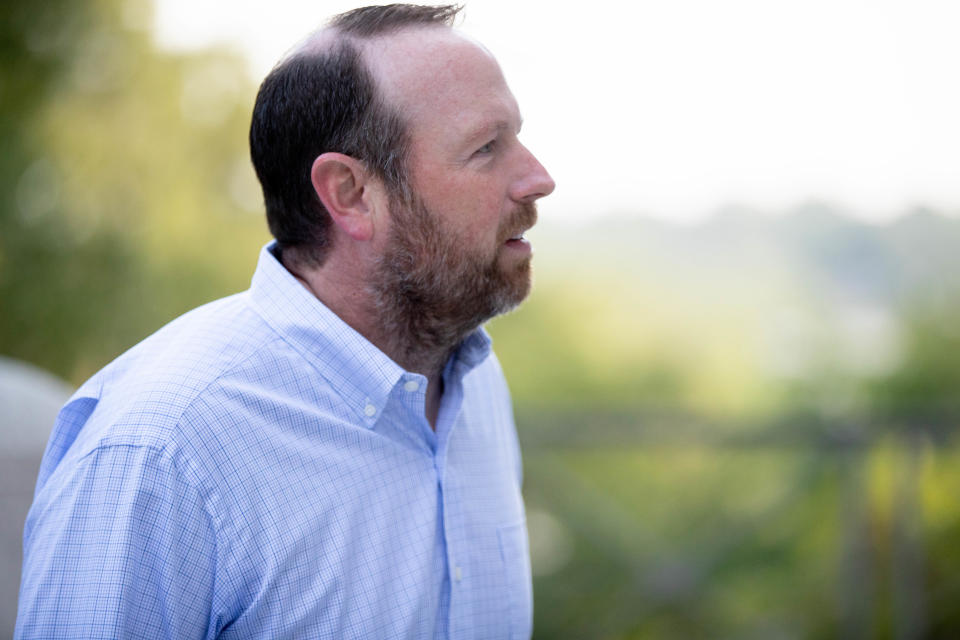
left=369, top=194, right=538, bottom=358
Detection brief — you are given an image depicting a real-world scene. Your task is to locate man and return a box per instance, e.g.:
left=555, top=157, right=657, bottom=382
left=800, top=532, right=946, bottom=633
left=16, top=4, right=554, bottom=639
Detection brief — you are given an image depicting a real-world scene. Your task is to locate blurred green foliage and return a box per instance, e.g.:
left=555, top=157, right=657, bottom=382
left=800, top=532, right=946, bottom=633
left=0, top=0, right=268, bottom=383
left=3, top=0, right=959, bottom=638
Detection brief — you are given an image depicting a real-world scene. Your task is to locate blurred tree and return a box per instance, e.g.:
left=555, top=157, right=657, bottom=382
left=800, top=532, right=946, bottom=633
left=0, top=0, right=268, bottom=384
left=870, top=303, right=960, bottom=430
left=0, top=0, right=125, bottom=380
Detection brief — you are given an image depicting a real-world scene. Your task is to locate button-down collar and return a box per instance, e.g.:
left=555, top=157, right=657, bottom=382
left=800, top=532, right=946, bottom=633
left=248, top=243, right=492, bottom=428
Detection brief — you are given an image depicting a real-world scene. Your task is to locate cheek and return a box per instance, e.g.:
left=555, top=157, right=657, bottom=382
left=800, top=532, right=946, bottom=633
left=416, top=169, right=507, bottom=236
left=457, top=181, right=507, bottom=227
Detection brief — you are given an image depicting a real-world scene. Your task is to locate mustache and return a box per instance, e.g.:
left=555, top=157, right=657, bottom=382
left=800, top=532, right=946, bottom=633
left=500, top=202, right=538, bottom=242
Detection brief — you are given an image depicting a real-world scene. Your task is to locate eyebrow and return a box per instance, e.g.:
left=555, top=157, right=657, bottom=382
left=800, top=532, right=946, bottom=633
left=462, top=116, right=524, bottom=147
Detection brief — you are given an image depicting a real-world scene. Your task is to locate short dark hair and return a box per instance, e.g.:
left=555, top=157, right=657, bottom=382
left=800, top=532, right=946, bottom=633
left=249, top=4, right=462, bottom=266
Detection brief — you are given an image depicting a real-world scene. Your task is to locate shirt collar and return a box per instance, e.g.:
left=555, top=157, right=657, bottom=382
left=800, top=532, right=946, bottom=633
left=247, top=242, right=492, bottom=427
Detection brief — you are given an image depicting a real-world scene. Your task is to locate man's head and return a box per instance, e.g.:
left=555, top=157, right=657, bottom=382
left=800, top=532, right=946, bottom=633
left=249, top=4, right=462, bottom=265
left=249, top=4, right=554, bottom=349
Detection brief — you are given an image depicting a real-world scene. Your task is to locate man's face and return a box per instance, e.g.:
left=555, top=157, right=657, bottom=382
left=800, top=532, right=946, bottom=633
left=365, top=27, right=555, bottom=339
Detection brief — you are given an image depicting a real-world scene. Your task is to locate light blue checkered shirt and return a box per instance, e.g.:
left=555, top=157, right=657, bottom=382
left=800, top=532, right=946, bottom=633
left=17, top=243, right=531, bottom=639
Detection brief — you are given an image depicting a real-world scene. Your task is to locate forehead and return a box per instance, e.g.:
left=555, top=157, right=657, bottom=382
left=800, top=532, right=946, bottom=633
left=360, top=27, right=520, bottom=147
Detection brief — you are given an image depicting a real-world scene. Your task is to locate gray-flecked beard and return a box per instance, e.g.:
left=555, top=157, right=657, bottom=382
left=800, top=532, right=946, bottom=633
left=369, top=195, right=537, bottom=363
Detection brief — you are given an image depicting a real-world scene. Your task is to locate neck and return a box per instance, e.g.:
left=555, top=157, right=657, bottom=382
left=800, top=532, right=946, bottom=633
left=282, top=250, right=467, bottom=427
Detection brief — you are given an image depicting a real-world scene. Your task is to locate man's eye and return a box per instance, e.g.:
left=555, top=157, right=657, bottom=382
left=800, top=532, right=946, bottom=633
left=475, top=140, right=495, bottom=155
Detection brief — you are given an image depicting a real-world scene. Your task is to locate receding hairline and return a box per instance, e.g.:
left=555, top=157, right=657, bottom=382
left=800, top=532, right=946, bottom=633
left=284, top=21, right=456, bottom=68
left=280, top=3, right=463, bottom=66
left=278, top=21, right=485, bottom=132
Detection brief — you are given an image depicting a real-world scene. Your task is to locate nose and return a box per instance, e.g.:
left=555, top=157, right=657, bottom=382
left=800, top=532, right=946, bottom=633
left=510, top=143, right=556, bottom=203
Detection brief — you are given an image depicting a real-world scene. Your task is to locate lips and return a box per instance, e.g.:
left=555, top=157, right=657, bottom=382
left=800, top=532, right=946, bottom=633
left=500, top=202, right=538, bottom=244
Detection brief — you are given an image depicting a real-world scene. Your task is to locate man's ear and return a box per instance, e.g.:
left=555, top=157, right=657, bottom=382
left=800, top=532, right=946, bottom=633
left=310, top=152, right=380, bottom=242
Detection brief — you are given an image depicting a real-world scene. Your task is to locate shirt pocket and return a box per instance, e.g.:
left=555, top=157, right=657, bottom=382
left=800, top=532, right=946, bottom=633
left=497, top=519, right=533, bottom=640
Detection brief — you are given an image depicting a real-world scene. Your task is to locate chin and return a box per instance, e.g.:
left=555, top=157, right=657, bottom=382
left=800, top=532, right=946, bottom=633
left=497, top=261, right=533, bottom=311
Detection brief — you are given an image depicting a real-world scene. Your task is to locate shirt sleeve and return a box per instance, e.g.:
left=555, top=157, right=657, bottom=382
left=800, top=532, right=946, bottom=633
left=16, top=444, right=219, bottom=639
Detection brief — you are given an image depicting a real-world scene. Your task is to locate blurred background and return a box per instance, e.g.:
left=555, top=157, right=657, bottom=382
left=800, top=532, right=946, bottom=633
left=2, top=0, right=959, bottom=638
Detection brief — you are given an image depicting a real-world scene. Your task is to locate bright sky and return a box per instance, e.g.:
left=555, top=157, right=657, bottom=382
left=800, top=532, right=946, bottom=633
left=154, top=0, right=960, bottom=225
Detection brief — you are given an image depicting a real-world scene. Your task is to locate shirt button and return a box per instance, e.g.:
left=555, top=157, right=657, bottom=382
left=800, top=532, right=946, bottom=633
left=454, top=565, right=463, bottom=582
left=363, top=404, right=376, bottom=417
left=403, top=380, right=419, bottom=392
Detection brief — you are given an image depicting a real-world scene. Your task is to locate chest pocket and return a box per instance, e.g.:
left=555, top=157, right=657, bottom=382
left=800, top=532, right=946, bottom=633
left=498, top=519, right=533, bottom=640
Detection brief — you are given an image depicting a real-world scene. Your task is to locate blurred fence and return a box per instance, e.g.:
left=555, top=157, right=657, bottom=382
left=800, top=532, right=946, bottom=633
left=518, top=410, right=960, bottom=639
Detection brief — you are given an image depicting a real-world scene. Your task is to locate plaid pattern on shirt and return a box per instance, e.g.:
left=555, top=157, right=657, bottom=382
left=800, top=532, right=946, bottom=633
left=16, top=243, right=531, bottom=640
